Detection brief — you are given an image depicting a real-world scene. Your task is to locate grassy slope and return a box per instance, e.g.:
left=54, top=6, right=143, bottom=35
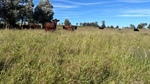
left=0, top=28, right=150, bottom=84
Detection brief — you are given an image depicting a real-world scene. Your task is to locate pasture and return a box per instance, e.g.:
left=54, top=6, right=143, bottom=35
left=0, top=27, right=150, bottom=84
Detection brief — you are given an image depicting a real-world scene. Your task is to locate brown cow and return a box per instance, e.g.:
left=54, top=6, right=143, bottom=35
left=28, top=24, right=41, bottom=29
left=44, top=19, right=60, bottom=32
left=63, top=25, right=77, bottom=31
left=14, top=24, right=20, bottom=29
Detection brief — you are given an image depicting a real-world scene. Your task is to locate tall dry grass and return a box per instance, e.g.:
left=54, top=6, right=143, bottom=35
left=0, top=28, right=150, bottom=84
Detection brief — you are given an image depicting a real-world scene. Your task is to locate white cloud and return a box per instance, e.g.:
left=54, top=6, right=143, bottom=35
left=118, top=9, right=150, bottom=17
left=54, top=11, right=80, bottom=18
left=119, top=14, right=150, bottom=17
left=62, top=12, right=79, bottom=16
left=117, top=0, right=150, bottom=3
left=53, top=0, right=110, bottom=6
left=53, top=4, right=78, bottom=9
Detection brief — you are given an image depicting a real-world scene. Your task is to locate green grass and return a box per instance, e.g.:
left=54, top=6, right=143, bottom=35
left=0, top=28, right=150, bottom=84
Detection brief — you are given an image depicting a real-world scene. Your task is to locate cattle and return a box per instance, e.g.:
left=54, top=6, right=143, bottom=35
left=22, top=24, right=29, bottom=29
left=134, top=28, right=139, bottom=31
left=73, top=26, right=77, bottom=30
left=7, top=23, right=20, bottom=29
left=13, top=24, right=20, bottom=29
left=21, top=24, right=42, bottom=29
left=34, top=24, right=42, bottom=29
left=44, top=19, right=60, bottom=32
left=63, top=25, right=77, bottom=31
left=99, top=26, right=104, bottom=29
left=28, top=24, right=42, bottom=29
left=133, top=26, right=139, bottom=31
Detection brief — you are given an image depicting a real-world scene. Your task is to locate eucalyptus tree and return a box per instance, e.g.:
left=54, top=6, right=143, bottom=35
left=130, top=24, right=136, bottom=29
left=137, top=23, right=147, bottom=29
left=0, top=0, right=19, bottom=27
left=0, top=0, right=34, bottom=28
left=34, top=0, right=54, bottom=26
left=18, top=0, right=34, bottom=27
left=0, top=0, right=4, bottom=17
left=101, top=20, right=106, bottom=28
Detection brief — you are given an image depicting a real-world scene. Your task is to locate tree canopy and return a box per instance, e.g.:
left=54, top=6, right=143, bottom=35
left=0, top=0, right=54, bottom=28
left=34, top=0, right=54, bottom=24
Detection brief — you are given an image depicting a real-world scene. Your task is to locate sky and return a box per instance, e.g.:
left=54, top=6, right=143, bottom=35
left=33, top=0, right=150, bottom=27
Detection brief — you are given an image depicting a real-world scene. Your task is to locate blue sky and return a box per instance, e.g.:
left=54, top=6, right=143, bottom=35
left=34, top=0, right=150, bottom=27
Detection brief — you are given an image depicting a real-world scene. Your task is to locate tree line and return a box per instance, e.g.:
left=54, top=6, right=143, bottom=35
left=62, top=19, right=106, bottom=28
left=62, top=19, right=150, bottom=29
left=0, top=0, right=54, bottom=28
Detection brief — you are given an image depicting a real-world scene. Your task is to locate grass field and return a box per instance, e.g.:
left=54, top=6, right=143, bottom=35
left=0, top=27, right=150, bottom=84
